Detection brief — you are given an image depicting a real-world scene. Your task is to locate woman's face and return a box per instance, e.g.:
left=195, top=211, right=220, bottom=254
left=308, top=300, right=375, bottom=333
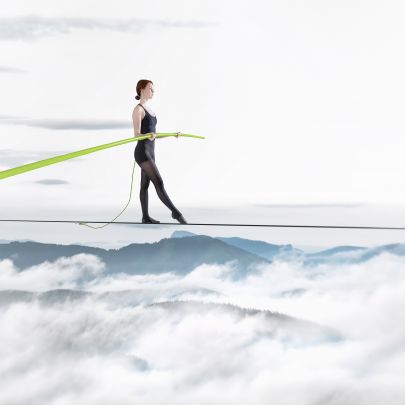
left=142, top=82, right=154, bottom=100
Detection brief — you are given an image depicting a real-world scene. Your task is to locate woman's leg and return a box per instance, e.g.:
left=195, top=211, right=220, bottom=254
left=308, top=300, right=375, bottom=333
left=139, top=159, right=182, bottom=218
left=139, top=167, right=151, bottom=218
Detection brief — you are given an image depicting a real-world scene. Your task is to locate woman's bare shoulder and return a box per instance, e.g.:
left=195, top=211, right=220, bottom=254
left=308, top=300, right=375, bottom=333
left=132, top=104, right=145, bottom=118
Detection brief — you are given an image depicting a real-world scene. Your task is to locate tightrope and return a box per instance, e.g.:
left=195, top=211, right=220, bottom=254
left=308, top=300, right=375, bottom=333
left=0, top=219, right=404, bottom=230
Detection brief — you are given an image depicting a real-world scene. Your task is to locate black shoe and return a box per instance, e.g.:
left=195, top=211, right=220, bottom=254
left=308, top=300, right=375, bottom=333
left=172, top=212, right=188, bottom=224
left=142, top=216, right=160, bottom=224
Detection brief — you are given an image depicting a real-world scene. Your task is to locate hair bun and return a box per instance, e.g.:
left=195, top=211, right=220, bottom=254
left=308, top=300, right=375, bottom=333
left=135, top=95, right=140, bottom=100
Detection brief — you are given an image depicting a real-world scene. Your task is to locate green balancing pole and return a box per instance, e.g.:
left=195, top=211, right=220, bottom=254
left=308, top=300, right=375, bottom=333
left=0, top=133, right=205, bottom=181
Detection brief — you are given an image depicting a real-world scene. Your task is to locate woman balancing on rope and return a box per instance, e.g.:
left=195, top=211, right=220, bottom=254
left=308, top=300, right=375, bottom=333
left=132, top=79, right=187, bottom=224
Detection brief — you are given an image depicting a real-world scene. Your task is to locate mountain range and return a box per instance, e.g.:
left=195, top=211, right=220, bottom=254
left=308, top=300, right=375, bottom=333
left=0, top=230, right=404, bottom=275
left=0, top=288, right=342, bottom=345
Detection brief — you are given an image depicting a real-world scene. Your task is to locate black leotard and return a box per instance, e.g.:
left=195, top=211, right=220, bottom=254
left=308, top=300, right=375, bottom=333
left=134, top=104, right=158, bottom=164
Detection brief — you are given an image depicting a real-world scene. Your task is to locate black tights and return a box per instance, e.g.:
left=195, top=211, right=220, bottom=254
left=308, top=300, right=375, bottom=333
left=139, top=159, right=181, bottom=219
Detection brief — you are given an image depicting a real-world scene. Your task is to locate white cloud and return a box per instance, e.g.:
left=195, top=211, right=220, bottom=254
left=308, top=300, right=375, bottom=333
left=0, top=15, right=214, bottom=41
left=0, top=65, right=26, bottom=73
left=0, top=250, right=404, bottom=403
left=0, top=253, right=105, bottom=290
left=0, top=116, right=132, bottom=130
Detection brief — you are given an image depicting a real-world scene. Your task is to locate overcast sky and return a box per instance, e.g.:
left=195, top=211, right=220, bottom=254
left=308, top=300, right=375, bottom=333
left=1, top=0, right=405, bottom=246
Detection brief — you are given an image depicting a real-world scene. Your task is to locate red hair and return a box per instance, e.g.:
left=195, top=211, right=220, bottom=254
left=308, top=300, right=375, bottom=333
left=135, top=79, right=153, bottom=100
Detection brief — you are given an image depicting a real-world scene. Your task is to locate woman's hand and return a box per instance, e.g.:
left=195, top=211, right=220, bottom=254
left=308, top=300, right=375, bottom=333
left=149, top=132, right=157, bottom=140
left=175, top=131, right=182, bottom=138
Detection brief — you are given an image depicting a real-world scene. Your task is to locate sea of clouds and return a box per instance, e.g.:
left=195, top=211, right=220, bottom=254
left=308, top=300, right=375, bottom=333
left=0, top=248, right=404, bottom=404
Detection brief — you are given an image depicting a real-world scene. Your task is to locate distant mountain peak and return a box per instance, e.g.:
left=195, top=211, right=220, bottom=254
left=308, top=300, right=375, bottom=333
left=170, top=230, right=197, bottom=238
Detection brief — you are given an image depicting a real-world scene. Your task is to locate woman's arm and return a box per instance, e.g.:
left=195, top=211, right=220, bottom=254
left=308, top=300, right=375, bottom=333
left=132, top=106, right=143, bottom=137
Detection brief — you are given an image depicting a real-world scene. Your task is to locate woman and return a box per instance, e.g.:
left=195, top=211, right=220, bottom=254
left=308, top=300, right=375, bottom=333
left=132, top=79, right=187, bottom=224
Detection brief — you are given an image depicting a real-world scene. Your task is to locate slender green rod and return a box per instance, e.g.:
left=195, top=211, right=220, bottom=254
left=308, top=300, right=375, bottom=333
left=0, top=133, right=204, bottom=180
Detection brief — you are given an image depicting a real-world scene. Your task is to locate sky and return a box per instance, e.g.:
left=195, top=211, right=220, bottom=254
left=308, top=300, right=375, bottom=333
left=1, top=0, right=405, bottom=246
